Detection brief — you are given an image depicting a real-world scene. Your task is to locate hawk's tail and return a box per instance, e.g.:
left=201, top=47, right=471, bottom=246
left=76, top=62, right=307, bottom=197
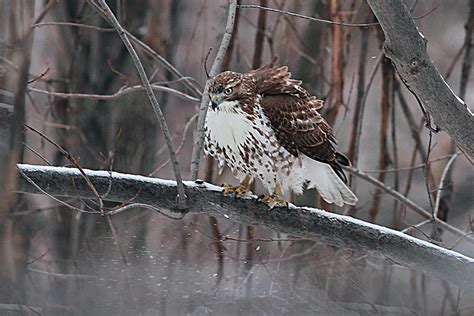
left=304, top=158, right=357, bottom=207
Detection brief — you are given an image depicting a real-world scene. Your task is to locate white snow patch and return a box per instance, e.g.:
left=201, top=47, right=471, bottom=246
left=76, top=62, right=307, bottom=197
left=18, top=164, right=474, bottom=264
left=417, top=29, right=426, bottom=40
left=437, top=73, right=473, bottom=114
left=299, top=206, right=474, bottom=264
left=17, top=163, right=224, bottom=192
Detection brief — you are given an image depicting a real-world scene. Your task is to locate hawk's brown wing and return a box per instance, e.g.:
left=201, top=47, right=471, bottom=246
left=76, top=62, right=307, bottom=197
left=254, top=67, right=349, bottom=182
left=260, top=94, right=335, bottom=160
left=250, top=65, right=303, bottom=95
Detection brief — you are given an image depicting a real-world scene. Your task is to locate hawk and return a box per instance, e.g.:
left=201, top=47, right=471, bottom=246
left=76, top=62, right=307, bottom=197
left=204, top=65, right=357, bottom=208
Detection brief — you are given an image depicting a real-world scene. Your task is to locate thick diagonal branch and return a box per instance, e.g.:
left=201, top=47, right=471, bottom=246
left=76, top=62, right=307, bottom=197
left=15, top=164, right=474, bottom=294
left=366, top=0, right=474, bottom=158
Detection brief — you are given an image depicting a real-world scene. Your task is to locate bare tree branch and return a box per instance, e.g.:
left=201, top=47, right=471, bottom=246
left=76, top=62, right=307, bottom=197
left=343, top=166, right=469, bottom=239
left=14, top=163, right=474, bottom=293
left=366, top=0, right=474, bottom=158
left=92, top=0, right=187, bottom=208
left=238, top=4, right=380, bottom=27
left=28, top=84, right=200, bottom=103
left=31, top=21, right=203, bottom=96
left=433, top=153, right=458, bottom=218
left=190, top=0, right=238, bottom=180
left=237, top=4, right=438, bottom=28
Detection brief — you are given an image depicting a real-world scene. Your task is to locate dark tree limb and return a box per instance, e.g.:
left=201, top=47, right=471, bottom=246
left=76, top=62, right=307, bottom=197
left=366, top=0, right=474, bottom=158
left=15, top=164, right=474, bottom=293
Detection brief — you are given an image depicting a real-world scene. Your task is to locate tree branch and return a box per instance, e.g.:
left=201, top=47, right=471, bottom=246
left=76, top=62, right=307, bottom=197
left=92, top=0, right=187, bottom=208
left=15, top=163, right=474, bottom=293
left=189, top=0, right=238, bottom=180
left=343, top=166, right=469, bottom=240
left=31, top=21, right=203, bottom=97
left=28, top=84, right=200, bottom=103
left=366, top=0, right=474, bottom=158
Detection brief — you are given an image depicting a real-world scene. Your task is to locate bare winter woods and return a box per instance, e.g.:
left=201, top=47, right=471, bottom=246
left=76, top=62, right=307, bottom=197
left=0, top=0, right=473, bottom=315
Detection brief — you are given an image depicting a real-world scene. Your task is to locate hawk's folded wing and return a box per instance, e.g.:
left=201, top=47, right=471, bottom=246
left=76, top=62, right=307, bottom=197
left=253, top=66, right=349, bottom=182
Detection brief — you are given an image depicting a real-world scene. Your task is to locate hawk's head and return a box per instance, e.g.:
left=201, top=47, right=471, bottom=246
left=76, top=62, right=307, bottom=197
left=208, top=71, right=255, bottom=111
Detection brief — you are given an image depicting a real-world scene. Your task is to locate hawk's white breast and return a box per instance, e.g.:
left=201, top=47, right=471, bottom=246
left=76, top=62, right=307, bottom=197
left=204, top=98, right=304, bottom=194
left=205, top=100, right=253, bottom=154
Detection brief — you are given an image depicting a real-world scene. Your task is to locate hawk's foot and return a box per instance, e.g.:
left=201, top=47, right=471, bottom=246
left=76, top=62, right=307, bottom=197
left=223, top=183, right=250, bottom=197
left=222, top=175, right=252, bottom=197
left=258, top=193, right=288, bottom=209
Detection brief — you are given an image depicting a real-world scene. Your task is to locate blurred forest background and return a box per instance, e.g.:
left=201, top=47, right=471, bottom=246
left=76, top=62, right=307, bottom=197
left=0, top=0, right=473, bottom=315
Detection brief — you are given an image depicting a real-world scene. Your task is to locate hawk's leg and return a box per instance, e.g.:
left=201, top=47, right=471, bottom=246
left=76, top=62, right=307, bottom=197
left=223, top=175, right=252, bottom=197
left=258, top=183, right=288, bottom=209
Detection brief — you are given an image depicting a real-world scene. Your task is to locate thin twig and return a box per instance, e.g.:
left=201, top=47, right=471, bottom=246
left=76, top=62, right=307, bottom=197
left=221, top=235, right=302, bottom=243
left=347, top=6, right=371, bottom=168
left=458, top=0, right=474, bottom=101
left=445, top=44, right=466, bottom=81
left=401, top=219, right=432, bottom=234
left=190, top=0, right=238, bottom=180
left=326, top=0, right=344, bottom=125
left=433, top=154, right=458, bottom=218
left=209, top=215, right=225, bottom=285
left=239, top=4, right=379, bottom=27
left=344, top=166, right=431, bottom=219
left=32, top=21, right=115, bottom=32
left=352, top=51, right=384, bottom=164
left=32, top=19, right=202, bottom=96
left=28, top=84, right=200, bottom=103
left=362, top=154, right=457, bottom=173
left=368, top=53, right=393, bottom=223
left=401, top=120, right=425, bottom=203
left=16, top=167, right=99, bottom=214
left=449, top=232, right=474, bottom=251
left=93, top=0, right=187, bottom=208
left=345, top=165, right=470, bottom=240
left=252, top=0, right=268, bottom=69
left=107, top=203, right=185, bottom=220
left=149, top=114, right=198, bottom=176
left=24, top=124, right=105, bottom=213
left=30, top=0, right=56, bottom=32
left=22, top=142, right=52, bottom=165
left=424, top=125, right=435, bottom=213
left=238, top=4, right=438, bottom=28
left=346, top=50, right=384, bottom=216
left=27, top=268, right=95, bottom=279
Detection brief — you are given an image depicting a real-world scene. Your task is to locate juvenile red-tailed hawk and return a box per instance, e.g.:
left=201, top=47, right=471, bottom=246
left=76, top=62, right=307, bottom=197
left=204, top=65, right=357, bottom=208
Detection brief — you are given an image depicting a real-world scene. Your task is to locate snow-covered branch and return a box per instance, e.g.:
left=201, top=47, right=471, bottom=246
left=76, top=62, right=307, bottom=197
left=15, top=163, right=474, bottom=293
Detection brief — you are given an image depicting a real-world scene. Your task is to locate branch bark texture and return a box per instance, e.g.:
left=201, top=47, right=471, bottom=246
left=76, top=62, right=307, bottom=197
left=366, top=0, right=474, bottom=158
left=15, top=164, right=474, bottom=294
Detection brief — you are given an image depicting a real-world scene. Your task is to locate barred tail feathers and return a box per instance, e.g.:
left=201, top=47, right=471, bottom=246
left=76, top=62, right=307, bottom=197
left=304, top=158, right=357, bottom=206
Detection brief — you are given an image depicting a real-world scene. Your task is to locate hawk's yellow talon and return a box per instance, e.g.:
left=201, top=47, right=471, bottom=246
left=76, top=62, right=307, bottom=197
left=222, top=175, right=252, bottom=197
left=223, top=183, right=249, bottom=197
left=258, top=193, right=288, bottom=209
left=258, top=184, right=288, bottom=209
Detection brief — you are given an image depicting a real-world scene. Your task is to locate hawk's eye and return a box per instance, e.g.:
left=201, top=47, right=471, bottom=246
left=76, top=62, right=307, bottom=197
left=224, top=87, right=233, bottom=95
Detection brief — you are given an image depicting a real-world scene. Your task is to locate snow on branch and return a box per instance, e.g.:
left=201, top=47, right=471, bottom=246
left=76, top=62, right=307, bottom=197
left=15, top=163, right=474, bottom=293
left=366, top=0, right=474, bottom=158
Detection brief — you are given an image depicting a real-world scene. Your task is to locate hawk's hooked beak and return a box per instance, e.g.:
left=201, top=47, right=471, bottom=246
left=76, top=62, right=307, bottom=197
left=209, top=94, right=220, bottom=111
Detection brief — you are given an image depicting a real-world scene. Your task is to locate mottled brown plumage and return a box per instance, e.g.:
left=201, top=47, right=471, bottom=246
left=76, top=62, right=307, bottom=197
left=253, top=65, right=348, bottom=181
left=204, top=65, right=357, bottom=206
